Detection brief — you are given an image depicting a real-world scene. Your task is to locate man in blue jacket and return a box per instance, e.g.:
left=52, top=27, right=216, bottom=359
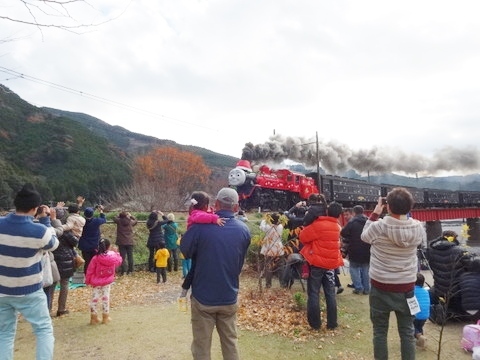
left=340, top=205, right=370, bottom=295
left=0, top=183, right=59, bottom=359
left=181, top=187, right=251, bottom=360
left=79, top=205, right=106, bottom=274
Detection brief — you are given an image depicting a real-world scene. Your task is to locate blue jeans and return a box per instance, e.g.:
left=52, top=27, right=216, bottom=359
left=0, top=289, right=54, bottom=360
left=182, top=258, right=192, bottom=278
left=167, top=248, right=178, bottom=272
left=306, top=266, right=337, bottom=329
left=349, top=261, right=370, bottom=293
left=370, top=286, right=416, bottom=360
left=413, top=318, right=426, bottom=336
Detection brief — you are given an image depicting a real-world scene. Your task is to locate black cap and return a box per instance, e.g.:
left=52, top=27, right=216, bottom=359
left=14, top=183, right=42, bottom=211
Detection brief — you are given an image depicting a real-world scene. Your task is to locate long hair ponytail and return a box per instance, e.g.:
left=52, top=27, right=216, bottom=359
left=97, top=238, right=111, bottom=255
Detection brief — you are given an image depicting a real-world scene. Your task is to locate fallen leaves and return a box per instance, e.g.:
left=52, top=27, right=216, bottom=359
left=53, top=269, right=339, bottom=342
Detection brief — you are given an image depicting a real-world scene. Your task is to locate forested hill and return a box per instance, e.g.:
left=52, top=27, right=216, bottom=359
left=43, top=108, right=238, bottom=169
left=0, top=85, right=238, bottom=209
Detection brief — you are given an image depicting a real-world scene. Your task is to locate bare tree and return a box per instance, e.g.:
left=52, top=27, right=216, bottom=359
left=112, top=146, right=212, bottom=212
left=1, top=0, right=128, bottom=34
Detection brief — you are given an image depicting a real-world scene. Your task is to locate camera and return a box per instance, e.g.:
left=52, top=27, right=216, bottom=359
left=381, top=197, right=387, bottom=205
left=35, top=205, right=50, bottom=217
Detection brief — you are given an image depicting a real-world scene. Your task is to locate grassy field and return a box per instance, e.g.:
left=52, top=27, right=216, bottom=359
left=12, top=271, right=472, bottom=360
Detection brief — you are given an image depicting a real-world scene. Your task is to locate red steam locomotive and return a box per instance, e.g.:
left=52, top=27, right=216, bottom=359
left=228, top=160, right=318, bottom=211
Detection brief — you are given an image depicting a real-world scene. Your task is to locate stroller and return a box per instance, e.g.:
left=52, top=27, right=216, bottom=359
left=419, top=247, right=480, bottom=325
left=280, top=253, right=306, bottom=291
left=279, top=235, right=307, bottom=291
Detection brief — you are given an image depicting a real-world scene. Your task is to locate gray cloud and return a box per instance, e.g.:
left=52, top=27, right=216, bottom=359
left=242, top=135, right=480, bottom=175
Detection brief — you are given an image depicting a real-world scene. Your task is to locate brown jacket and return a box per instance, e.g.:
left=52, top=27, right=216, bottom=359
left=113, top=214, right=138, bottom=246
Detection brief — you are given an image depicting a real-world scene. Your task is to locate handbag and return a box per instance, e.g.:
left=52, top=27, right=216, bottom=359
left=461, top=320, right=480, bottom=351
left=73, top=253, right=85, bottom=269
left=51, top=255, right=61, bottom=283
left=41, top=252, right=53, bottom=287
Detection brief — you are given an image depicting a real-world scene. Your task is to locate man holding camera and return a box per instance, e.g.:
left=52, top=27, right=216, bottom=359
left=79, top=205, right=106, bottom=274
left=361, top=188, right=426, bottom=360
left=0, top=183, right=59, bottom=359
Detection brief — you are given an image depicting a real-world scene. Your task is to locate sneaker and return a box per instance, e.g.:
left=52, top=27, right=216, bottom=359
left=352, top=290, right=361, bottom=295
left=56, top=310, right=69, bottom=317
left=180, top=288, right=188, bottom=297
left=336, top=286, right=344, bottom=294
left=416, top=334, right=426, bottom=348
left=347, top=283, right=355, bottom=288
left=363, top=291, right=370, bottom=295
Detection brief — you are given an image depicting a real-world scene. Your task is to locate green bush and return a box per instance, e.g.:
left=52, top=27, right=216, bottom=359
left=293, top=292, right=307, bottom=310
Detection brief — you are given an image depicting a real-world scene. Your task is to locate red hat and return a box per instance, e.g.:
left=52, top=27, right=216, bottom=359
left=236, top=160, right=252, bottom=171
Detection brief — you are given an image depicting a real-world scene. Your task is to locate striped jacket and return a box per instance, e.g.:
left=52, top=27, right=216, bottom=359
left=0, top=213, right=59, bottom=296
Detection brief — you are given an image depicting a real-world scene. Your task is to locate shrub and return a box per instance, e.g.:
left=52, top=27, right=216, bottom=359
left=293, top=291, right=307, bottom=311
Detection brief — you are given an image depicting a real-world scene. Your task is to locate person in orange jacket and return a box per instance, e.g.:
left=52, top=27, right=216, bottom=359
left=299, top=201, right=344, bottom=331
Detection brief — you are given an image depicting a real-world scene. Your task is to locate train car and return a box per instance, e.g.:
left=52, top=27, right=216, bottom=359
left=424, top=189, right=460, bottom=208
left=460, top=191, right=480, bottom=207
left=381, top=184, right=426, bottom=209
left=228, top=160, right=319, bottom=211
left=321, top=175, right=382, bottom=209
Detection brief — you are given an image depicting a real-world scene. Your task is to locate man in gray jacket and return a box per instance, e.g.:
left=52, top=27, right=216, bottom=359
left=361, top=187, right=426, bottom=360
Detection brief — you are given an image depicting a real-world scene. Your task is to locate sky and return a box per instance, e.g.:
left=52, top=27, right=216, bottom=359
left=1, top=0, right=480, bottom=176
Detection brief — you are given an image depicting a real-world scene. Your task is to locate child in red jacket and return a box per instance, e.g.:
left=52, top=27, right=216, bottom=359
left=85, top=238, right=122, bottom=325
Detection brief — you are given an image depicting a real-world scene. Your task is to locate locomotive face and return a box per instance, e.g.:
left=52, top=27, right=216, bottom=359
left=228, top=168, right=247, bottom=186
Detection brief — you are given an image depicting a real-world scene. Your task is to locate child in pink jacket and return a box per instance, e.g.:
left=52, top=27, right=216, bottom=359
left=180, top=191, right=225, bottom=296
left=85, top=238, right=122, bottom=325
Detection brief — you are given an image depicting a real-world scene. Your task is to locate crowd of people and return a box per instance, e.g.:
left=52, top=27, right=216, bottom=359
left=0, top=183, right=252, bottom=359
left=263, top=186, right=476, bottom=359
left=3, top=182, right=480, bottom=359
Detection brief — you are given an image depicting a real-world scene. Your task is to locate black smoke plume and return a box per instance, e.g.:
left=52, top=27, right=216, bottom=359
left=241, top=135, right=480, bottom=175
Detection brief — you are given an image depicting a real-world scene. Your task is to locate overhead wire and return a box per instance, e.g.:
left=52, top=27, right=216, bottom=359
left=0, top=66, right=214, bottom=131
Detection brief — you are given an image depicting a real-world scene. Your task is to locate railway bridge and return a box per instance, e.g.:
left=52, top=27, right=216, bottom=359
left=364, top=207, right=480, bottom=244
